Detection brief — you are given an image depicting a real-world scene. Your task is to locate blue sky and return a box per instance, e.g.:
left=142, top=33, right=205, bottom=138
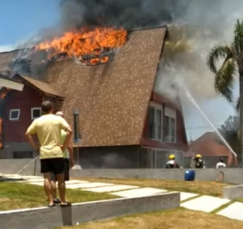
left=0, top=0, right=237, bottom=140
left=0, top=0, right=60, bottom=49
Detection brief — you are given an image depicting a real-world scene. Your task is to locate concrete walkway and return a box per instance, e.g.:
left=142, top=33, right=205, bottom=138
left=2, top=174, right=243, bottom=221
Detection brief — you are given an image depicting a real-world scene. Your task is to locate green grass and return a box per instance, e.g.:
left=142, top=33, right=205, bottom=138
left=77, top=177, right=229, bottom=197
left=0, top=182, right=115, bottom=211
left=54, top=208, right=243, bottom=229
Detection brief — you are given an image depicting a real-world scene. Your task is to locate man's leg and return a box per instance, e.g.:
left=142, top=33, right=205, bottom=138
left=41, top=159, right=54, bottom=205
left=52, top=158, right=68, bottom=204
left=56, top=172, right=66, bottom=203
left=43, top=172, right=54, bottom=206
left=50, top=173, right=60, bottom=203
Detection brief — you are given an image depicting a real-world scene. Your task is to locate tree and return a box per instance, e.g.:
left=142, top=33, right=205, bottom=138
left=207, top=19, right=243, bottom=163
left=219, top=115, right=240, bottom=160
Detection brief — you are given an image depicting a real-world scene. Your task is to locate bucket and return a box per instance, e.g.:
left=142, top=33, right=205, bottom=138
left=185, top=170, right=195, bottom=181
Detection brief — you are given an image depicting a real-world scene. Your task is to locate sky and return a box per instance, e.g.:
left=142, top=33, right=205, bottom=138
left=182, top=85, right=238, bottom=141
left=0, top=0, right=60, bottom=50
left=0, top=0, right=237, bottom=141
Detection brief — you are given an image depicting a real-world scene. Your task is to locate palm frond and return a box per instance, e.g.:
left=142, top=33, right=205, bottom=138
left=233, top=19, right=243, bottom=57
left=215, top=59, right=236, bottom=102
left=207, top=45, right=233, bottom=74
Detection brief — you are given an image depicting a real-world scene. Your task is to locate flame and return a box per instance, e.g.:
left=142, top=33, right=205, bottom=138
left=0, top=88, right=10, bottom=149
left=35, top=27, right=127, bottom=64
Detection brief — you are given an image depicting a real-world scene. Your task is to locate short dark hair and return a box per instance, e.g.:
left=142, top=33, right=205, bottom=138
left=220, top=158, right=224, bottom=162
left=41, top=100, right=53, bottom=113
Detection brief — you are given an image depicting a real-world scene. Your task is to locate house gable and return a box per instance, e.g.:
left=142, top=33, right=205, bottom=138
left=3, top=85, right=42, bottom=143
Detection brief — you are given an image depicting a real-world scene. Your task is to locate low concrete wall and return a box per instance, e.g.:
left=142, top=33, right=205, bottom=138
left=71, top=168, right=243, bottom=185
left=0, top=192, right=179, bottom=229
left=0, top=159, right=41, bottom=175
left=223, top=185, right=243, bottom=200
left=0, top=159, right=243, bottom=184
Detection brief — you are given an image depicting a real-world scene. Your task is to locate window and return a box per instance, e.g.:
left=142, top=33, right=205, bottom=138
left=13, top=151, right=33, bottom=159
left=164, top=115, right=176, bottom=142
left=9, top=109, right=20, bottom=121
left=31, top=107, right=41, bottom=120
left=149, top=105, right=162, bottom=140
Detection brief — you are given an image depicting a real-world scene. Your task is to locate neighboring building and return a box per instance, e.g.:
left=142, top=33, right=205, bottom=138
left=0, top=26, right=188, bottom=168
left=184, top=132, right=236, bottom=168
left=0, top=75, right=63, bottom=158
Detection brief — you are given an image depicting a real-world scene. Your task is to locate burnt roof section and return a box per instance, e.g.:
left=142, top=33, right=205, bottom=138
left=45, top=27, right=166, bottom=147
left=0, top=50, right=18, bottom=72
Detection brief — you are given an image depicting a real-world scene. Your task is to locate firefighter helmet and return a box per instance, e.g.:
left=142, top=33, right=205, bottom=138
left=169, top=154, right=175, bottom=160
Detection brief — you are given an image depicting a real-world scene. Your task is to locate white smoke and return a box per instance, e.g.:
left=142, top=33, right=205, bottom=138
left=155, top=0, right=242, bottom=101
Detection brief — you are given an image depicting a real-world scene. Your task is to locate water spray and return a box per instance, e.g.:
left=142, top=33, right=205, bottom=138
left=180, top=84, right=237, bottom=158
left=167, top=63, right=237, bottom=158
left=15, top=155, right=40, bottom=175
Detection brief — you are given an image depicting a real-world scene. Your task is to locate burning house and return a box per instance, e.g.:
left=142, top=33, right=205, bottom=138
left=0, top=26, right=188, bottom=168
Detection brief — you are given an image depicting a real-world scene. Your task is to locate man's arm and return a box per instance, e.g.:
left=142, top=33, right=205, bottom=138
left=25, top=122, right=39, bottom=152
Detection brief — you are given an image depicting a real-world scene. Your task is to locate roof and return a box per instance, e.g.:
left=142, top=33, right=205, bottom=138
left=0, top=74, right=24, bottom=91
left=45, top=27, right=167, bottom=147
left=185, top=132, right=233, bottom=157
left=0, top=50, right=19, bottom=72
left=18, top=75, right=62, bottom=97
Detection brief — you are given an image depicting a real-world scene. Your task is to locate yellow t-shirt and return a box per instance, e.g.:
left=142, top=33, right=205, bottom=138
left=26, top=114, right=69, bottom=159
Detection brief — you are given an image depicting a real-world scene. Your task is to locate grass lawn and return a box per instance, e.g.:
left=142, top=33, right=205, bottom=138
left=54, top=208, right=243, bottom=229
left=77, top=177, right=229, bottom=197
left=0, top=182, right=115, bottom=211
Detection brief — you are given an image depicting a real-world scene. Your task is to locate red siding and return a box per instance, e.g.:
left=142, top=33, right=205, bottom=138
left=3, top=85, right=42, bottom=143
left=142, top=92, right=188, bottom=151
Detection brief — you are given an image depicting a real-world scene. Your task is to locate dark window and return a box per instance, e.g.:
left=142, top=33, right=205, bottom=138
left=9, top=109, right=20, bottom=120
left=149, top=106, right=162, bottom=140
left=13, top=151, right=33, bottom=159
left=164, top=116, right=176, bottom=143
left=31, top=108, right=41, bottom=119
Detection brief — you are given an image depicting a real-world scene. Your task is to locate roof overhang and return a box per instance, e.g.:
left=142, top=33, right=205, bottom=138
left=0, top=77, right=24, bottom=91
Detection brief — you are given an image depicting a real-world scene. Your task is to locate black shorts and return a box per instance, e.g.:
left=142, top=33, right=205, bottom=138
left=51, top=159, right=70, bottom=181
left=40, top=158, right=65, bottom=175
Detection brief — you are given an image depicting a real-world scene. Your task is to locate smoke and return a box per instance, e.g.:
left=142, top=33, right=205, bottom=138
left=153, top=0, right=243, bottom=103
left=58, top=0, right=242, bottom=102
left=80, top=153, right=134, bottom=169
left=59, top=0, right=188, bottom=30
left=7, top=0, right=243, bottom=102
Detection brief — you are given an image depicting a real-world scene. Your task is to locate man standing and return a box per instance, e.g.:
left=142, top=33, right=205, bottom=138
left=25, top=101, right=72, bottom=207
left=51, top=111, right=75, bottom=204
left=216, top=158, right=226, bottom=169
left=165, top=154, right=180, bottom=168
left=194, top=154, right=204, bottom=168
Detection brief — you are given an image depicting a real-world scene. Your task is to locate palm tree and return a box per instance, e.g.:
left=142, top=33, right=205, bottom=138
left=207, top=19, right=243, bottom=164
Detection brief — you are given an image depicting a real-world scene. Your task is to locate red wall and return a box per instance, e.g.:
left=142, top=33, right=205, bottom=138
left=3, top=85, right=42, bottom=143
left=142, top=92, right=188, bottom=151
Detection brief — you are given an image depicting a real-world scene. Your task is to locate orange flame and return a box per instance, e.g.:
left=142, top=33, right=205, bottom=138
left=35, top=27, right=127, bottom=64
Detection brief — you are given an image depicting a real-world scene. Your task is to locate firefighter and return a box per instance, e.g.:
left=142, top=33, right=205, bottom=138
left=165, top=154, right=180, bottom=169
left=194, top=154, right=203, bottom=168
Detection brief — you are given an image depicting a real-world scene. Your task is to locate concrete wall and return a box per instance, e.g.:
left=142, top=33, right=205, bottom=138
left=71, top=168, right=243, bottom=185
left=0, top=158, right=40, bottom=175
left=0, top=158, right=243, bottom=185
left=0, top=193, right=179, bottom=229
left=1, top=142, right=37, bottom=159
